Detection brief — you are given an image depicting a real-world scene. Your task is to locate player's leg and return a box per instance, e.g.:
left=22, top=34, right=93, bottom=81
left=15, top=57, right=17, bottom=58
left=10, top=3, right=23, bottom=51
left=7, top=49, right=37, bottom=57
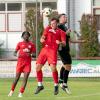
left=61, top=53, right=72, bottom=94
left=59, top=66, right=65, bottom=84
left=34, top=48, right=47, bottom=94
left=59, top=52, right=72, bottom=94
left=8, top=72, right=21, bottom=96
left=63, top=64, right=71, bottom=85
left=47, top=49, right=59, bottom=95
left=18, top=72, right=30, bottom=97
left=34, top=64, right=44, bottom=94
left=50, top=64, right=59, bottom=95
left=58, top=51, right=66, bottom=84
left=62, top=64, right=71, bottom=94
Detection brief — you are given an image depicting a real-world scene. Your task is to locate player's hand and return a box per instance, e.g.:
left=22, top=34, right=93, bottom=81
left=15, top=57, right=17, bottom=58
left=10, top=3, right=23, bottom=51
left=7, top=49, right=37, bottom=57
left=56, top=40, right=60, bottom=44
left=40, top=38, right=45, bottom=43
left=13, top=51, right=17, bottom=56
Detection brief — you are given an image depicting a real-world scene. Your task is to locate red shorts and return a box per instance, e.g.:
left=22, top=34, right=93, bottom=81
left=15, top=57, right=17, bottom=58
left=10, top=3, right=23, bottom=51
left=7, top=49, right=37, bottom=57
left=36, top=47, right=57, bottom=65
left=16, top=57, right=31, bottom=73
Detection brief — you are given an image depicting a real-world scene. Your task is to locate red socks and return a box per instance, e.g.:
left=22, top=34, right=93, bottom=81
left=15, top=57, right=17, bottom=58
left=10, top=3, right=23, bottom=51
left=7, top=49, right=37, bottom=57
left=11, top=84, right=15, bottom=91
left=37, top=70, right=43, bottom=82
left=52, top=71, right=58, bottom=84
left=11, top=84, right=25, bottom=93
left=20, top=87, right=25, bottom=93
left=37, top=70, right=58, bottom=85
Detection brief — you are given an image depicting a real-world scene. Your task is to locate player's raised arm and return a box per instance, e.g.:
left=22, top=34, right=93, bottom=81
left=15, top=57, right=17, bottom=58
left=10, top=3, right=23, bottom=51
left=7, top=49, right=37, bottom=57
left=40, top=27, right=48, bottom=43
left=70, top=39, right=86, bottom=43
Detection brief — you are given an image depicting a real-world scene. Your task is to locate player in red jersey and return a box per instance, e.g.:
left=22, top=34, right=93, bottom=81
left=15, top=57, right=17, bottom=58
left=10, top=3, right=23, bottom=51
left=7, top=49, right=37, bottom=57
left=8, top=31, right=36, bottom=97
left=34, top=18, right=66, bottom=95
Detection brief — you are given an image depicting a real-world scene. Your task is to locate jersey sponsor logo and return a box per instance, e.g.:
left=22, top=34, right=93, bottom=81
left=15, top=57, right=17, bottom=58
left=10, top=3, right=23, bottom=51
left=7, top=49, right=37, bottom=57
left=22, top=44, right=25, bottom=47
left=45, top=44, right=48, bottom=47
left=49, top=29, right=56, bottom=34
left=23, top=48, right=30, bottom=53
left=28, top=45, right=31, bottom=48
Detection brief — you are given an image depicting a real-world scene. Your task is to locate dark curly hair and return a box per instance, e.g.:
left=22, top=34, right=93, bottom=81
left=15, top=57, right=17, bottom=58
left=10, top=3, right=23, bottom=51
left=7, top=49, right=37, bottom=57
left=21, top=31, right=30, bottom=37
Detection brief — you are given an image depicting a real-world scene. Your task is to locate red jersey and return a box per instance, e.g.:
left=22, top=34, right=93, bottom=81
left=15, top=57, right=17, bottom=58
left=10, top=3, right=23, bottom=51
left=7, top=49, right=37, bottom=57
left=42, top=26, right=66, bottom=50
left=16, top=41, right=36, bottom=58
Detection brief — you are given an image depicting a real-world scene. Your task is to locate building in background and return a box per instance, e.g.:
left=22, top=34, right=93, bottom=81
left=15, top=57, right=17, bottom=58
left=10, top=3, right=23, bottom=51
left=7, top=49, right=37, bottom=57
left=0, top=0, right=100, bottom=58
left=57, top=0, right=92, bottom=32
left=0, top=0, right=57, bottom=58
left=0, top=0, right=57, bottom=49
left=57, top=0, right=100, bottom=35
left=92, top=0, right=100, bottom=43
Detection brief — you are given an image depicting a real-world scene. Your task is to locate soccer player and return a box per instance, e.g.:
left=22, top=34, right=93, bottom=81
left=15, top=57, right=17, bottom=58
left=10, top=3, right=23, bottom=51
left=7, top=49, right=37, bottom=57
left=58, top=14, right=85, bottom=94
left=34, top=18, right=66, bottom=95
left=8, top=31, right=36, bottom=97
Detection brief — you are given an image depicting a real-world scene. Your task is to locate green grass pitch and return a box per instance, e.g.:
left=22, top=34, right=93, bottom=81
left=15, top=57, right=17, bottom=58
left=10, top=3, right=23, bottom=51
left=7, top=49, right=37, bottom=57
left=0, top=78, right=100, bottom=100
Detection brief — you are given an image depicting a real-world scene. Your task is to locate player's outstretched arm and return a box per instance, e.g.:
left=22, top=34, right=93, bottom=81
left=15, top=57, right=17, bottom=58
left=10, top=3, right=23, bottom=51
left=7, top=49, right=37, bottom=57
left=70, top=39, right=86, bottom=43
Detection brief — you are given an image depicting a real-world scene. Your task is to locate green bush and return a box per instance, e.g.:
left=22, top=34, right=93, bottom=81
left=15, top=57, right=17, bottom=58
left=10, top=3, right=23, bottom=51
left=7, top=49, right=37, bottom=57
left=80, top=14, right=99, bottom=57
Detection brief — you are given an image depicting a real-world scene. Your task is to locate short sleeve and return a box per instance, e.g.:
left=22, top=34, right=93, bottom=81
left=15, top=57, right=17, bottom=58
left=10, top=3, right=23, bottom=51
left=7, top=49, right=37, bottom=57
left=15, top=42, right=20, bottom=51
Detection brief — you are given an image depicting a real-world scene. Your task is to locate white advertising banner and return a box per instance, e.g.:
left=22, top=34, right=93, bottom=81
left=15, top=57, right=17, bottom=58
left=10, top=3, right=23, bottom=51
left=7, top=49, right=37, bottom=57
left=0, top=60, right=100, bottom=78
left=69, top=63, right=100, bottom=77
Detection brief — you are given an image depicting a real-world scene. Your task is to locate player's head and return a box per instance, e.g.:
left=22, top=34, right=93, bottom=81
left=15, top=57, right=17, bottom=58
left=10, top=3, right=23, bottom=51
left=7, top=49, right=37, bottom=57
left=58, top=13, right=67, bottom=24
left=50, top=17, right=59, bottom=30
left=21, top=31, right=30, bottom=41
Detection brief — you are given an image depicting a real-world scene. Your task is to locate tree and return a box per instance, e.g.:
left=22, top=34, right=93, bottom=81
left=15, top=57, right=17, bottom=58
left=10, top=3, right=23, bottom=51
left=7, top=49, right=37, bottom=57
left=25, top=8, right=43, bottom=56
left=80, top=14, right=99, bottom=57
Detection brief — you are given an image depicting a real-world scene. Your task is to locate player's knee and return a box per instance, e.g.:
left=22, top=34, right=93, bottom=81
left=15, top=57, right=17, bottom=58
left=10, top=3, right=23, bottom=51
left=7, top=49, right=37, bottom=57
left=36, top=64, right=42, bottom=71
left=15, top=74, right=20, bottom=80
left=51, top=66, right=57, bottom=72
left=64, top=65, right=71, bottom=71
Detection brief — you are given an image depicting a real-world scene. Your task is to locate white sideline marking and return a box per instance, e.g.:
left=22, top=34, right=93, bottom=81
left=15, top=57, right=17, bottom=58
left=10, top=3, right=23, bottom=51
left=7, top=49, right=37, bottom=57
left=29, top=93, right=100, bottom=100
left=57, top=93, right=100, bottom=99
left=17, top=93, right=100, bottom=99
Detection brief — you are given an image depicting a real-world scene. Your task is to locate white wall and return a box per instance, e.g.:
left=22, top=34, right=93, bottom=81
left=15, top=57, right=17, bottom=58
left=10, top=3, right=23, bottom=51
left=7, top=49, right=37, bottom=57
left=75, top=0, right=92, bottom=31
left=0, top=32, right=22, bottom=49
left=57, top=0, right=92, bottom=31
left=0, top=34, right=6, bottom=48
left=7, top=32, right=22, bottom=49
left=57, top=0, right=66, bottom=14
left=0, top=0, right=57, bottom=2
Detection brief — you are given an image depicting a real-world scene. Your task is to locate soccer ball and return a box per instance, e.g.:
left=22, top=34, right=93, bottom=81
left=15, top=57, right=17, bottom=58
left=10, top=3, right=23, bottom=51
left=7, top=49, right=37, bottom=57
left=43, top=8, right=52, bottom=17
